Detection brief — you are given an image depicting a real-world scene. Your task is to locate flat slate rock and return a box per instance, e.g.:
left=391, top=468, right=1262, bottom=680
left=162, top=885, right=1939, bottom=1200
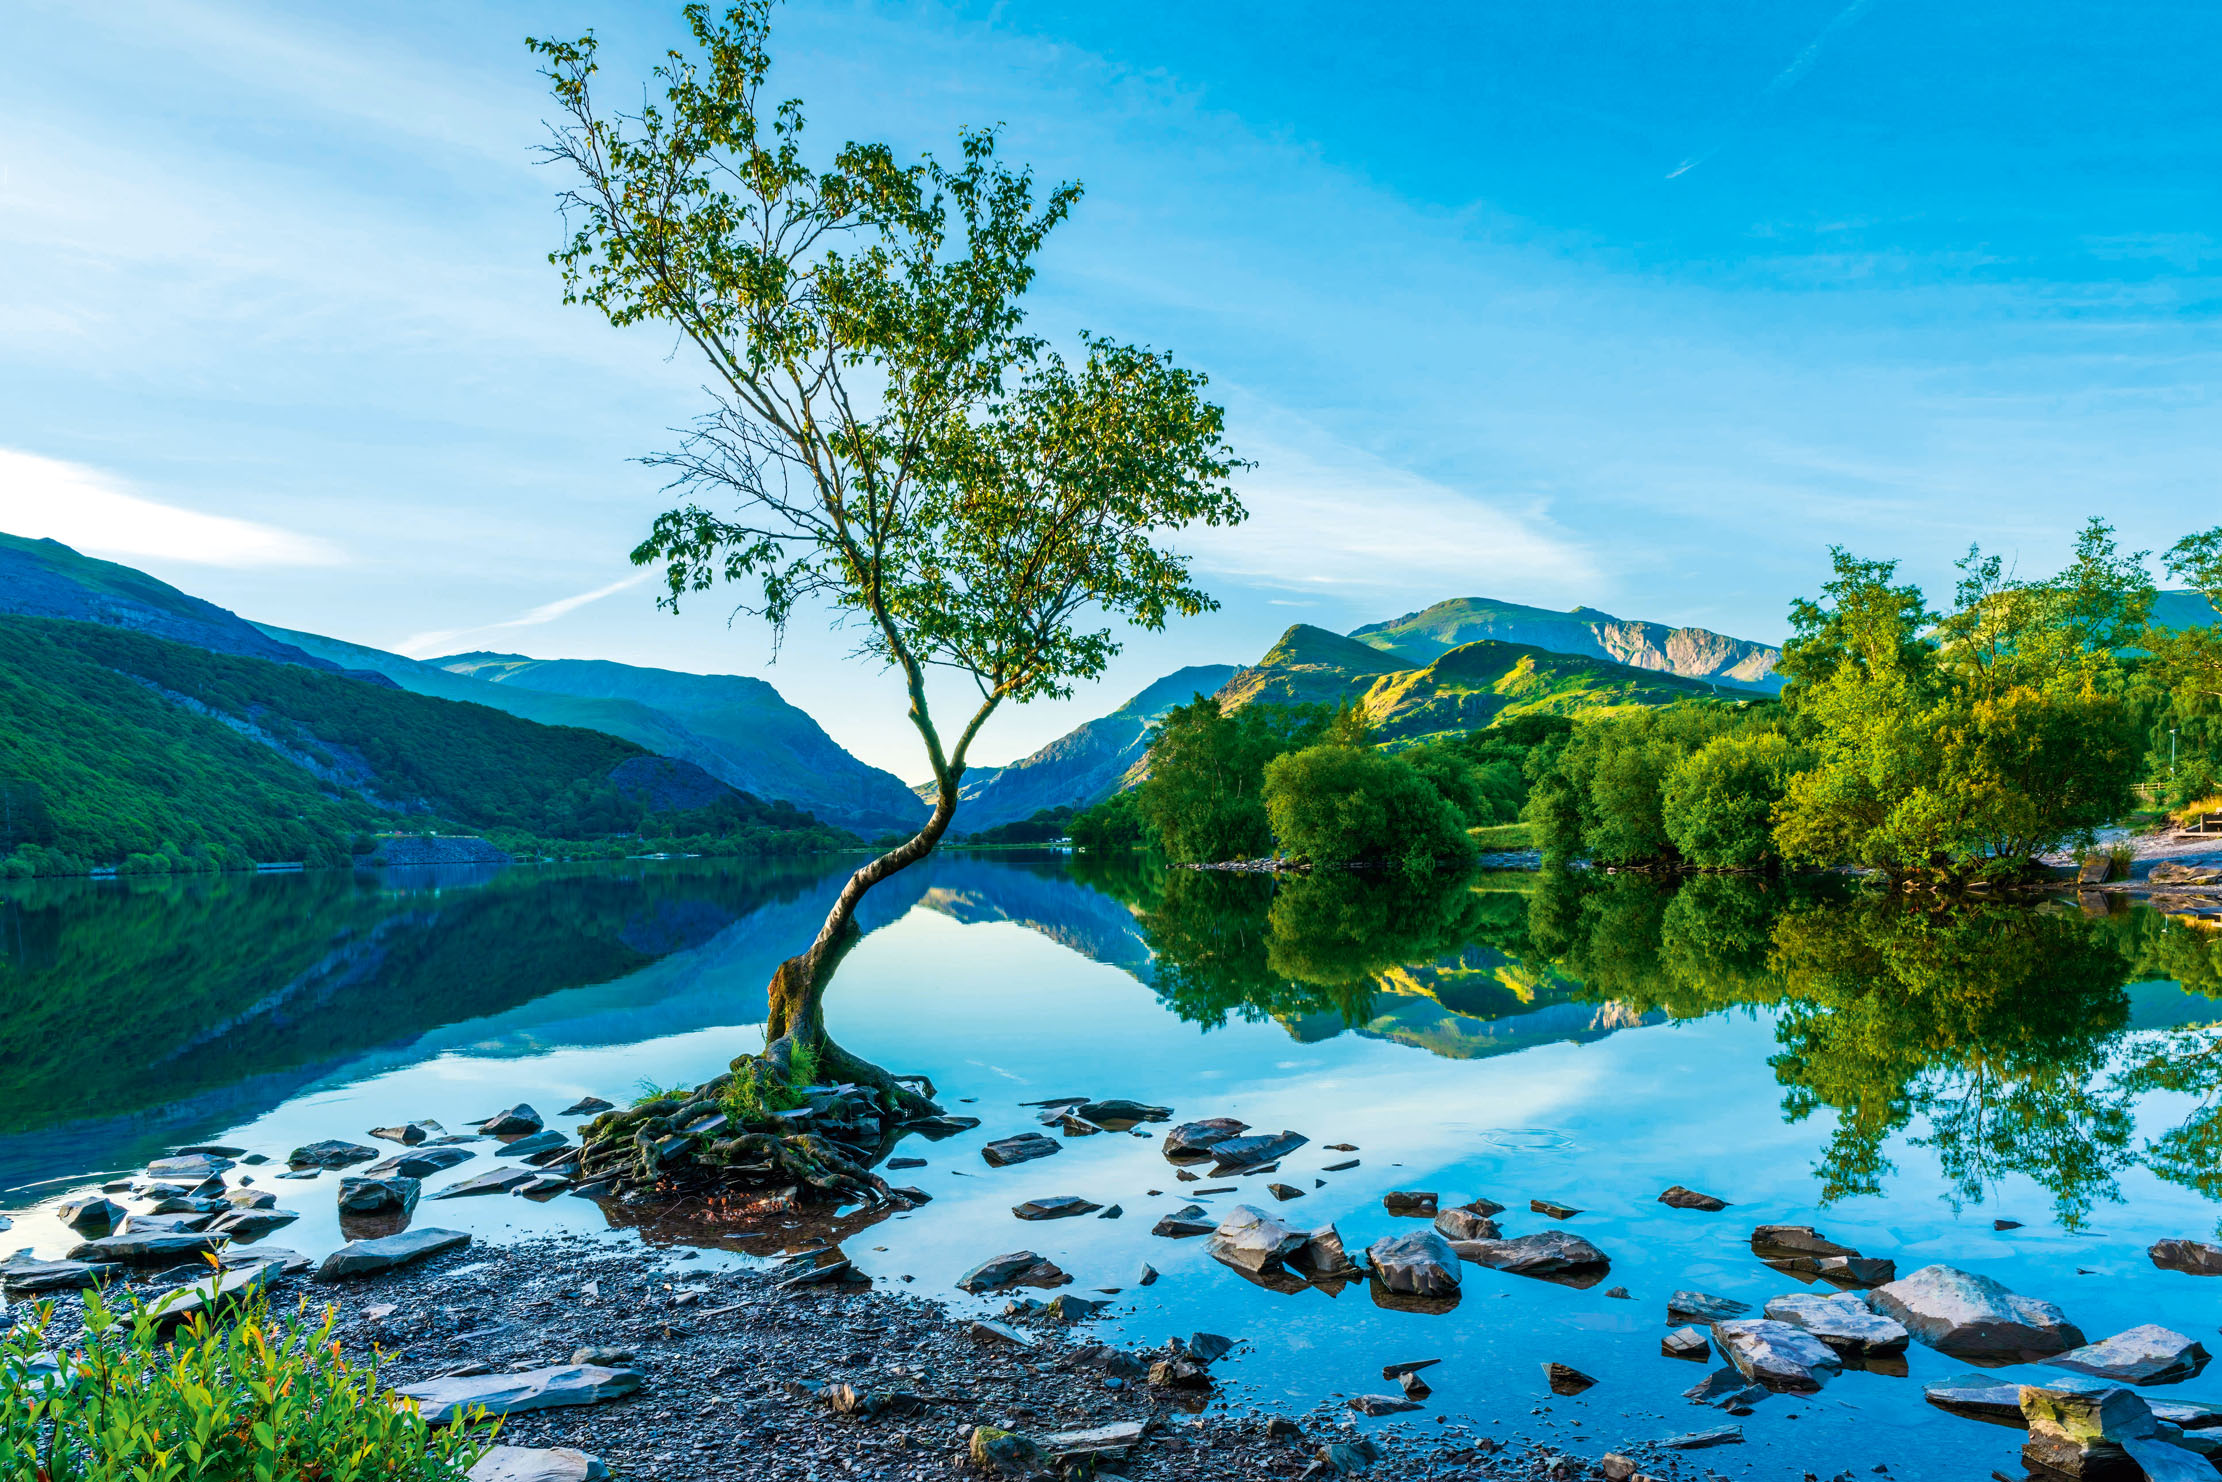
left=1208, top=1130, right=1307, bottom=1171
left=1657, top=1425, right=1744, bottom=1450
left=208, top=1208, right=301, bottom=1241
left=1920, top=1371, right=2222, bottom=1432
left=56, top=1196, right=125, bottom=1234
left=1711, top=1318, right=1843, bottom=1392
left=499, top=1130, right=568, bottom=1159
left=1162, top=1118, right=1248, bottom=1159
left=315, top=1226, right=471, bottom=1282
left=289, top=1140, right=378, bottom=1170
left=1076, top=1100, right=1171, bottom=1126
left=146, top=1153, right=234, bottom=1181
left=1544, top=1362, right=1596, bottom=1395
left=1454, top=1231, right=1610, bottom=1277
left=2043, top=1324, right=2212, bottom=1386
left=1530, top=1199, right=1581, bottom=1220
left=1150, top=1204, right=1216, bottom=1239
left=468, top=1447, right=609, bottom=1482
left=956, top=1250, right=1068, bottom=1293
left=67, top=1231, right=225, bottom=1264
left=1762, top=1291, right=1909, bottom=1357
left=1041, top=1421, right=1149, bottom=1457
left=2150, top=1238, right=2222, bottom=1277
left=370, top=1121, right=442, bottom=1146
left=367, top=1146, right=474, bottom=1179
left=396, top=1364, right=641, bottom=1425
left=1668, top=1290, right=1752, bottom=1324
left=1868, top=1264, right=2084, bottom=1360
left=1013, top=1196, right=1102, bottom=1221
left=1663, top=1326, right=1711, bottom=1361
left=1659, top=1185, right=1729, bottom=1211
left=981, top=1133, right=1062, bottom=1168
left=1348, top=1394, right=1421, bottom=1416
left=1750, top=1224, right=1858, bottom=1257
left=431, top=1168, right=540, bottom=1199
left=1, top=1255, right=122, bottom=1294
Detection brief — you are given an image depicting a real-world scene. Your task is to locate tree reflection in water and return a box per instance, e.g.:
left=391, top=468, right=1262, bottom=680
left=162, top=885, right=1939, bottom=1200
left=1089, top=855, right=2222, bottom=1228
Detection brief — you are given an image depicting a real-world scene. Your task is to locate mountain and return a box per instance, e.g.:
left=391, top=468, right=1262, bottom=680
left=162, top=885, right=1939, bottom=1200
left=1220, top=623, right=1724, bottom=742
left=922, top=664, right=1240, bottom=833
left=1351, top=597, right=1783, bottom=693
left=0, top=614, right=844, bottom=872
left=426, top=651, right=927, bottom=837
left=0, top=532, right=391, bottom=684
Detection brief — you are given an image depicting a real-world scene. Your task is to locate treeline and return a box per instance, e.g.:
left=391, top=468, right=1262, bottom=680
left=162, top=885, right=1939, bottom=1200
left=1070, top=699, right=1576, bottom=872
left=1529, top=518, right=2219, bottom=879
left=0, top=616, right=851, bottom=876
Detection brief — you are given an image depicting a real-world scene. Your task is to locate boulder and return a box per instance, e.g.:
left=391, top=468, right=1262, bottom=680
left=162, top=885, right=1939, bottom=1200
left=478, top=1105, right=544, bottom=1137
left=1208, top=1205, right=1308, bottom=1274
left=207, top=1208, right=300, bottom=1241
left=367, top=1146, right=474, bottom=1179
left=1013, top=1195, right=1101, bottom=1221
left=66, top=1231, right=225, bottom=1264
left=1150, top=1204, right=1215, bottom=1239
left=2022, top=1384, right=2163, bottom=1479
left=467, top=1447, right=609, bottom=1482
left=1454, top=1231, right=1610, bottom=1279
left=314, top=1227, right=471, bottom=1281
left=146, top=1153, right=233, bottom=1181
left=1762, top=1292, right=1909, bottom=1358
left=1711, top=1318, right=1843, bottom=1392
left=980, top=1133, right=1062, bottom=1167
left=1366, top=1230, right=1461, bottom=1297
left=1291, top=1223, right=1360, bottom=1279
left=1209, top=1130, right=1307, bottom=1170
left=288, top=1140, right=377, bottom=1170
left=498, top=1131, right=567, bottom=1159
left=2044, top=1325, right=2211, bottom=1386
left=56, top=1196, right=125, bottom=1235
left=1659, top=1185, right=1728, bottom=1211
left=396, top=1365, right=642, bottom=1425
left=955, top=1251, right=1068, bottom=1293
left=338, top=1175, right=420, bottom=1216
left=1, top=1254, right=121, bottom=1295
left=1663, top=1326, right=1711, bottom=1361
left=1667, top=1291, right=1751, bottom=1324
left=2150, top=1238, right=2222, bottom=1277
left=1162, top=1117, right=1248, bottom=1160
left=1867, top=1264, right=2084, bottom=1359
left=1433, top=1208, right=1499, bottom=1242
left=431, top=1168, right=539, bottom=1199
left=1076, top=1100, right=1170, bottom=1126
left=1382, top=1191, right=1438, bottom=1217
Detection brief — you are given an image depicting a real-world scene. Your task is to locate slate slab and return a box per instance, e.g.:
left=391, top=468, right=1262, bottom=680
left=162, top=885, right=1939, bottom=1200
left=314, top=1227, right=471, bottom=1282
left=395, top=1364, right=641, bottom=1425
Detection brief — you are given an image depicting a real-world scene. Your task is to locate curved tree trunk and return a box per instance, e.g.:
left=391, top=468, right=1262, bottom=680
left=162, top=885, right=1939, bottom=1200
left=755, top=784, right=962, bottom=1114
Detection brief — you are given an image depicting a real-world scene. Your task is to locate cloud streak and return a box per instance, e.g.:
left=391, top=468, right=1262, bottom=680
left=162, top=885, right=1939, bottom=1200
left=1668, top=0, right=1880, bottom=179
left=394, top=574, right=653, bottom=659
left=0, top=446, right=343, bottom=567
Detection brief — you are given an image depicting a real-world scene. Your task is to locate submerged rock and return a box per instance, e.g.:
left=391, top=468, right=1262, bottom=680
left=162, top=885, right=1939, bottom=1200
left=431, top=1168, right=539, bottom=1199
left=1711, top=1318, right=1843, bottom=1392
left=1366, top=1230, right=1461, bottom=1297
left=1867, top=1264, right=2084, bottom=1360
left=1762, top=1292, right=1909, bottom=1358
left=146, top=1153, right=233, bottom=1181
left=2044, top=1325, right=2212, bottom=1386
left=395, top=1364, right=641, bottom=1424
left=980, top=1133, right=1062, bottom=1167
left=1209, top=1205, right=1309, bottom=1274
left=1013, top=1195, right=1102, bottom=1221
left=1656, top=1425, right=1743, bottom=1451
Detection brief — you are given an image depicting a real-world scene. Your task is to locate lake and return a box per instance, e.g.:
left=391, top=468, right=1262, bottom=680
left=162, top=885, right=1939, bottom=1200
left=4, top=853, right=2220, bottom=1478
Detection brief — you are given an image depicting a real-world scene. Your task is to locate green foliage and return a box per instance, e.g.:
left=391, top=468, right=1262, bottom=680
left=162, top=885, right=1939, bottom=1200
left=959, top=806, right=1075, bottom=846
left=633, top=1078, right=693, bottom=1106
left=1259, top=743, right=1474, bottom=873
left=532, top=2, right=1244, bottom=827
left=1661, top=731, right=1810, bottom=869
left=0, top=1286, right=496, bottom=1480
left=1067, top=787, right=1152, bottom=853
left=1522, top=705, right=1742, bottom=866
left=1135, top=697, right=1334, bottom=863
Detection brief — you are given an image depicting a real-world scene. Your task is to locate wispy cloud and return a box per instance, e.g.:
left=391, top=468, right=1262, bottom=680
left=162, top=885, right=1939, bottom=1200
left=0, top=446, right=343, bottom=567
left=1668, top=0, right=1881, bottom=179
left=394, top=574, right=652, bottom=658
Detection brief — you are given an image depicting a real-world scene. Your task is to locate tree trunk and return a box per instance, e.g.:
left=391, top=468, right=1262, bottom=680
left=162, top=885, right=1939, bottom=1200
left=754, top=785, right=961, bottom=1114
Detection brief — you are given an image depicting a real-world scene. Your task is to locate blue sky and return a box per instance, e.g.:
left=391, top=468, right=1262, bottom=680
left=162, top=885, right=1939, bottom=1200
left=3, top=0, right=2217, bottom=775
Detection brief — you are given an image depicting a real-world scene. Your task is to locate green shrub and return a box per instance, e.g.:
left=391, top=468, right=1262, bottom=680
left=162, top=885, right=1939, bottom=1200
left=1260, top=743, right=1473, bottom=873
left=1662, top=732, right=1808, bottom=869
left=1, top=1284, right=496, bottom=1480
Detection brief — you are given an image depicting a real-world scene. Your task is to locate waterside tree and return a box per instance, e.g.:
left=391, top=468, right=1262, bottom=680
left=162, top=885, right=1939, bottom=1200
left=530, top=2, right=1245, bottom=1105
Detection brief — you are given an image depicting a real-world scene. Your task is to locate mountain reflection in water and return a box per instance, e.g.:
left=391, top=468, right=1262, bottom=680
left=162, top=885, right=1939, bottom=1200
left=3, top=851, right=2221, bottom=1231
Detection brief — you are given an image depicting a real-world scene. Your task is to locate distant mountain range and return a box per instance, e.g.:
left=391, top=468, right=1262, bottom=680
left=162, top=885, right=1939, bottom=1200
left=1352, top=596, right=1784, bottom=693
left=919, top=664, right=1238, bottom=832
left=262, top=630, right=926, bottom=836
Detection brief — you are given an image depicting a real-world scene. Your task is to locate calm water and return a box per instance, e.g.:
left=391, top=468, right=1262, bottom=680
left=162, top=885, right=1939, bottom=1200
left=4, top=854, right=2221, bottom=1478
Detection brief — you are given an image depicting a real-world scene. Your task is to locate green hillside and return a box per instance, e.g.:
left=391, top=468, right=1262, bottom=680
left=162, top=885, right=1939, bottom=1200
left=1351, top=596, right=1783, bottom=693
left=0, top=616, right=847, bottom=874
left=1220, top=623, right=1722, bottom=741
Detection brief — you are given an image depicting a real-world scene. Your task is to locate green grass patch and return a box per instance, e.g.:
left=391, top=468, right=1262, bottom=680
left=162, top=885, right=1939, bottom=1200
left=1468, top=821, right=1535, bottom=850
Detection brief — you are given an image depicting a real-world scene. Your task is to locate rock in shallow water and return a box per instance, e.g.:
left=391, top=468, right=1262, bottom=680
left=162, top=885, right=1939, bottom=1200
left=1162, top=1117, right=1248, bottom=1160
left=1867, top=1264, right=2084, bottom=1359
left=431, top=1168, right=539, bottom=1199
left=1432, top=1208, right=1499, bottom=1242
left=478, top=1105, right=544, bottom=1137
left=1366, top=1229, right=1461, bottom=1297
left=1659, top=1184, right=1729, bottom=1210
left=1762, top=1291, right=1909, bottom=1358
left=1348, top=1393, right=1421, bottom=1416
left=314, top=1226, right=470, bottom=1282
left=1453, top=1231, right=1610, bottom=1280
left=1710, top=1318, right=1843, bottom=1392
left=56, top=1196, right=124, bottom=1235
left=1, top=1255, right=121, bottom=1295
left=67, top=1231, right=225, bottom=1265
left=395, top=1364, right=641, bottom=1425
left=1544, top=1362, right=1596, bottom=1395
left=367, top=1146, right=473, bottom=1179
left=2044, top=1324, right=2212, bottom=1386
left=1209, top=1205, right=1308, bottom=1274
left=338, top=1174, right=420, bottom=1216
left=1013, top=1195, right=1101, bottom=1221
left=2150, top=1238, right=2222, bottom=1277
left=1149, top=1204, right=1215, bottom=1239
left=955, top=1250, right=1068, bottom=1293
left=1667, top=1290, right=1751, bottom=1324
left=1209, top=1130, right=1307, bottom=1171
left=1663, top=1326, right=1711, bottom=1361
left=981, top=1133, right=1062, bottom=1167
left=288, top=1140, right=378, bottom=1170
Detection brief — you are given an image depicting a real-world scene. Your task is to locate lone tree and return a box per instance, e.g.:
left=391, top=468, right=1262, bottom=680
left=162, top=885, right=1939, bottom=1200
left=531, top=4, right=1244, bottom=1110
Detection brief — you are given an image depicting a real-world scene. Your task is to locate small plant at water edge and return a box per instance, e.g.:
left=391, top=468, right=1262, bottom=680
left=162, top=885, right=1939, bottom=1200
left=1, top=1282, right=497, bottom=1480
